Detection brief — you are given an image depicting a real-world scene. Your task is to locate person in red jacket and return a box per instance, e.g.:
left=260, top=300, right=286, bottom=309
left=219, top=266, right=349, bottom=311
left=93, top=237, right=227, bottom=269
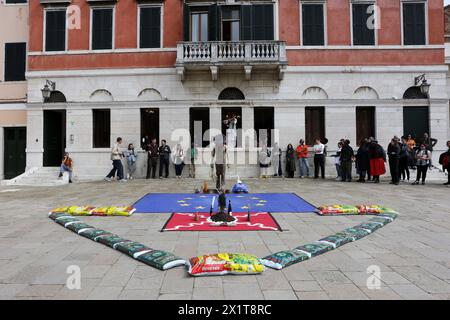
left=296, top=139, right=310, bottom=178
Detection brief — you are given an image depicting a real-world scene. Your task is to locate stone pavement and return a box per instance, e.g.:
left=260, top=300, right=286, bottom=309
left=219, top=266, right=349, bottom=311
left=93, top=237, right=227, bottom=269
left=0, top=177, right=449, bottom=300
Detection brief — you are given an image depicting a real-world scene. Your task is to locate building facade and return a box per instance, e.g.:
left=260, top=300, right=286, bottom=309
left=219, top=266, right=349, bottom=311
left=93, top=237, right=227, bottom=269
left=25, top=0, right=449, bottom=179
left=0, top=0, right=28, bottom=181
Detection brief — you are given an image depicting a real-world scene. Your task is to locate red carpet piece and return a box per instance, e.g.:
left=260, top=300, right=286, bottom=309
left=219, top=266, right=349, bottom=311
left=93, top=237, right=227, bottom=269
left=161, top=212, right=282, bottom=232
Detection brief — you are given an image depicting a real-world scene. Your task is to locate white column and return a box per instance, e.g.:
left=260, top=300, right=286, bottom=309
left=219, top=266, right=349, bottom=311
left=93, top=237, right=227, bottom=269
left=0, top=127, right=4, bottom=180
left=429, top=100, right=449, bottom=163
left=275, top=105, right=305, bottom=148
left=325, top=105, right=356, bottom=146
left=26, top=109, right=44, bottom=169
left=375, top=105, right=403, bottom=147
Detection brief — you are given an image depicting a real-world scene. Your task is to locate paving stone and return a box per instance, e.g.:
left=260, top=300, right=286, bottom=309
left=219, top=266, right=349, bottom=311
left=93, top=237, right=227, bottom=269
left=389, top=284, right=437, bottom=300
left=295, top=291, right=330, bottom=300
left=290, top=280, right=322, bottom=292
left=223, top=282, right=264, bottom=300
left=119, top=289, right=159, bottom=300
left=16, top=284, right=63, bottom=298
left=192, top=287, right=225, bottom=300
left=87, top=286, right=123, bottom=300
left=323, top=283, right=369, bottom=300
left=262, top=290, right=297, bottom=300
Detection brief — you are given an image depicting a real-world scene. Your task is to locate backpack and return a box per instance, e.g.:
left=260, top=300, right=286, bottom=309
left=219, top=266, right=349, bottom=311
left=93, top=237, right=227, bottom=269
left=439, top=152, right=449, bottom=168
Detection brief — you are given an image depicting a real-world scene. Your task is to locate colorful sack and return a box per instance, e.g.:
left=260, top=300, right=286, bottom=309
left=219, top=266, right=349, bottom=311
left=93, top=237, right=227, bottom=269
left=106, top=206, right=135, bottom=216
left=78, top=229, right=112, bottom=241
left=50, top=207, right=71, bottom=213
left=368, top=216, right=393, bottom=226
left=96, top=234, right=130, bottom=248
left=65, top=222, right=95, bottom=234
left=378, top=212, right=399, bottom=220
left=114, top=241, right=152, bottom=259
left=137, top=250, right=186, bottom=270
left=90, top=207, right=109, bottom=216
left=356, top=205, right=398, bottom=215
left=317, top=205, right=359, bottom=215
left=319, top=233, right=354, bottom=249
left=55, top=216, right=80, bottom=227
left=261, top=249, right=310, bottom=270
left=187, top=253, right=265, bottom=276
left=48, top=211, right=71, bottom=220
left=67, top=206, right=95, bottom=216
left=295, top=242, right=334, bottom=258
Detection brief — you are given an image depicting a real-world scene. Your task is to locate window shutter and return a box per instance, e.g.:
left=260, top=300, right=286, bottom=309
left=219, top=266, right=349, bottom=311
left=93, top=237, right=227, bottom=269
left=240, top=5, right=252, bottom=40
left=183, top=4, right=190, bottom=41
left=302, top=4, right=324, bottom=46
left=92, top=9, right=113, bottom=50
left=140, top=7, right=161, bottom=48
left=250, top=4, right=274, bottom=41
left=353, top=4, right=374, bottom=45
left=4, top=43, right=26, bottom=82
left=45, top=10, right=66, bottom=51
left=403, top=3, right=425, bottom=45
left=208, top=4, right=218, bottom=41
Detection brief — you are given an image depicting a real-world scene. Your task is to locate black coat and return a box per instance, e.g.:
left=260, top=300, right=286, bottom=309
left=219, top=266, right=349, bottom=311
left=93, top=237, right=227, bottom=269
left=356, top=143, right=370, bottom=171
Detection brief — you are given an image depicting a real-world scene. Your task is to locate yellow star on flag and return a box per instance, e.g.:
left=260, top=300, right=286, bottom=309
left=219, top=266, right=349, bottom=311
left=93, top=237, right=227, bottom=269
left=180, top=203, right=190, bottom=207
left=256, top=203, right=265, bottom=206
left=241, top=206, right=249, bottom=210
left=195, top=206, right=205, bottom=210
left=177, top=200, right=186, bottom=203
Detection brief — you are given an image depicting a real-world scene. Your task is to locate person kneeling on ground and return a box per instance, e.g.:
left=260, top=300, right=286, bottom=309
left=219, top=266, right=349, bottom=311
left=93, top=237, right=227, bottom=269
left=59, top=152, right=73, bottom=183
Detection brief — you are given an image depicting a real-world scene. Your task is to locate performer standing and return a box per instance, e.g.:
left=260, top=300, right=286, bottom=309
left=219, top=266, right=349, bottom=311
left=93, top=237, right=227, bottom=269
left=224, top=113, right=239, bottom=148
left=212, top=135, right=228, bottom=190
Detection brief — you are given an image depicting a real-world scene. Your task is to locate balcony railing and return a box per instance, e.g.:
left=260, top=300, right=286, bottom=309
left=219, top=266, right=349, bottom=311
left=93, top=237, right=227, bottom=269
left=177, top=40, right=286, bottom=65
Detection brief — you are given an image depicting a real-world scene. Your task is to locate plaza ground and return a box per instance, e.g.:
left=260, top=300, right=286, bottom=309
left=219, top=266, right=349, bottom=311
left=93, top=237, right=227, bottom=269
left=0, top=177, right=449, bottom=300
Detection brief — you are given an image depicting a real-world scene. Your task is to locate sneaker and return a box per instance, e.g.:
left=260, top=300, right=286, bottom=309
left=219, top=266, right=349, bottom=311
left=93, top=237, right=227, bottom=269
left=69, top=180, right=72, bottom=183
left=412, top=181, right=419, bottom=185
left=159, top=176, right=163, bottom=179
left=104, top=177, right=112, bottom=182
left=443, top=182, right=450, bottom=185
left=421, top=181, right=425, bottom=185
left=58, top=173, right=63, bottom=178
left=119, top=179, right=127, bottom=183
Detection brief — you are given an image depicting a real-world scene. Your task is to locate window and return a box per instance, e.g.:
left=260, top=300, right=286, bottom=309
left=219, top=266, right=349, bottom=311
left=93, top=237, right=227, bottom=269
left=222, top=7, right=240, bottom=41
left=403, top=2, right=426, bottom=45
left=403, top=106, right=429, bottom=141
left=4, top=43, right=26, bottom=82
left=352, top=3, right=375, bottom=45
left=302, top=3, right=325, bottom=46
left=191, top=12, right=208, bottom=42
left=45, top=10, right=66, bottom=52
left=241, top=4, right=274, bottom=40
left=139, top=6, right=161, bottom=48
left=190, top=108, right=210, bottom=147
left=140, top=108, right=159, bottom=148
left=91, top=8, right=114, bottom=50
left=93, top=109, right=111, bottom=148
left=305, top=107, right=325, bottom=145
left=356, top=107, right=376, bottom=145
left=5, top=0, right=27, bottom=3
left=254, top=107, right=274, bottom=147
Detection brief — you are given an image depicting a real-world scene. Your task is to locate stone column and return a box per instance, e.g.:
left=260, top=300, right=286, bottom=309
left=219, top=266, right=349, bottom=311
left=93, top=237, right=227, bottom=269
left=26, top=108, right=44, bottom=170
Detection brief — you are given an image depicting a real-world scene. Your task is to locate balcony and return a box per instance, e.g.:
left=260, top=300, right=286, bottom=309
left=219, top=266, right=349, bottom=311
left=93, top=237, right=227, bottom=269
left=176, top=41, right=287, bottom=81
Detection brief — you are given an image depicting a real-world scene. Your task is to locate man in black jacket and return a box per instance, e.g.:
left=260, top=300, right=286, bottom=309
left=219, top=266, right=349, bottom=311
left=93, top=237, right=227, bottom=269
left=340, top=139, right=354, bottom=182
left=387, top=137, right=401, bottom=185
left=146, top=138, right=159, bottom=179
left=440, top=140, right=450, bottom=185
left=158, top=139, right=171, bottom=179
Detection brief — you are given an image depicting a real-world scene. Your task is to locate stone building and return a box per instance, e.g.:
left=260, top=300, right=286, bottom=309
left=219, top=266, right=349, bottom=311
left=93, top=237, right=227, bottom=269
left=0, top=0, right=28, bottom=181
left=22, top=0, right=449, bottom=180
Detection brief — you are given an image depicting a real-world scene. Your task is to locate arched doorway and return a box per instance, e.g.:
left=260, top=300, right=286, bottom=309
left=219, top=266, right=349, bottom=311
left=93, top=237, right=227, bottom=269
left=402, top=86, right=429, bottom=142
left=219, top=88, right=244, bottom=147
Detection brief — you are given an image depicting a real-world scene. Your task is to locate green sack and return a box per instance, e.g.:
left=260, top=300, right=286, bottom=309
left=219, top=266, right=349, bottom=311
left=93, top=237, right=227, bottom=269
left=340, top=227, right=370, bottom=240
left=136, top=250, right=186, bottom=270
left=319, top=233, right=354, bottom=248
left=368, top=216, right=393, bottom=226
left=378, top=212, right=398, bottom=220
left=96, top=234, right=130, bottom=248
left=355, top=221, right=383, bottom=232
left=65, top=222, right=95, bottom=234
left=115, top=241, right=152, bottom=259
left=261, top=249, right=310, bottom=270
left=78, top=229, right=112, bottom=241
left=55, top=216, right=80, bottom=227
left=48, top=212, right=71, bottom=220
left=295, top=242, right=334, bottom=258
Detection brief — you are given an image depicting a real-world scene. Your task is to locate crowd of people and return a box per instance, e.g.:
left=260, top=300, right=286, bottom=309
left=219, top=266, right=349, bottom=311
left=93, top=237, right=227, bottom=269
left=57, top=133, right=450, bottom=186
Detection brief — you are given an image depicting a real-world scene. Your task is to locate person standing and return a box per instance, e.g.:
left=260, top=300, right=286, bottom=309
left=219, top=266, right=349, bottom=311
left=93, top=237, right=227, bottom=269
left=387, top=137, right=401, bottom=185
left=356, top=139, right=370, bottom=183
left=422, top=133, right=438, bottom=169
left=188, top=142, right=198, bottom=178
left=259, top=144, right=271, bottom=178
left=158, top=139, right=171, bottom=179
left=340, top=139, right=354, bottom=182
left=296, top=139, right=310, bottom=178
left=146, top=138, right=159, bottom=179
left=58, top=152, right=73, bottom=183
left=332, top=141, right=343, bottom=181
left=105, top=137, right=126, bottom=182
left=124, top=143, right=137, bottom=180
left=271, top=142, right=282, bottom=177
left=212, top=137, right=228, bottom=189
left=439, top=141, right=450, bottom=185
left=412, top=144, right=431, bottom=185
left=399, top=137, right=411, bottom=181
left=369, top=140, right=386, bottom=183
left=313, top=138, right=325, bottom=179
left=173, top=143, right=185, bottom=179
left=285, top=144, right=296, bottom=178
left=406, top=134, right=416, bottom=169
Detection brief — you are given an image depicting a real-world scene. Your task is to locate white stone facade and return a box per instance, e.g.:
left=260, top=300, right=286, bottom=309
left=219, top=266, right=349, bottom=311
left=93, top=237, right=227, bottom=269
left=25, top=64, right=450, bottom=180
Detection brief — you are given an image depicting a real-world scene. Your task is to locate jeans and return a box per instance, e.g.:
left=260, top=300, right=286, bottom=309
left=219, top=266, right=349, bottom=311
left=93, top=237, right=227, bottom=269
left=60, top=165, right=72, bottom=180
left=159, top=157, right=169, bottom=178
left=215, top=164, right=225, bottom=189
left=340, top=160, right=352, bottom=181
left=175, top=163, right=184, bottom=176
left=416, top=165, right=428, bottom=183
left=147, top=157, right=158, bottom=178
left=389, top=157, right=400, bottom=184
left=107, top=160, right=124, bottom=180
left=314, top=154, right=325, bottom=178
left=335, top=163, right=341, bottom=178
left=298, top=158, right=310, bottom=177
left=127, top=161, right=136, bottom=178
